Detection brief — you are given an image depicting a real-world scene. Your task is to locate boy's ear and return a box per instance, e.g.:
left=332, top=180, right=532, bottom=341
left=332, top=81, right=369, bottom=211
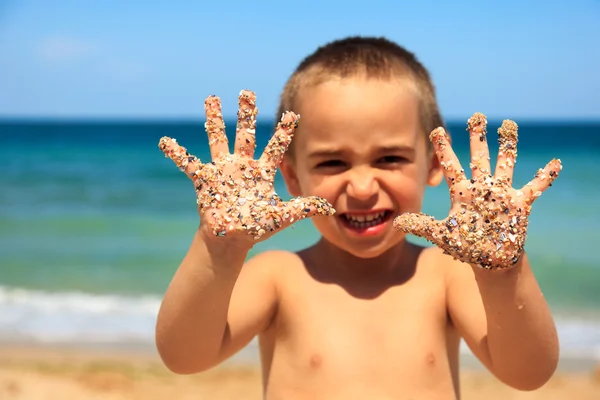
left=279, top=156, right=303, bottom=197
left=426, top=149, right=444, bottom=187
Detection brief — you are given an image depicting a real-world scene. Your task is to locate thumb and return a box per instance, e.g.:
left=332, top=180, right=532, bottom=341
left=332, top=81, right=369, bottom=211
left=279, top=196, right=335, bottom=227
left=394, top=212, right=442, bottom=245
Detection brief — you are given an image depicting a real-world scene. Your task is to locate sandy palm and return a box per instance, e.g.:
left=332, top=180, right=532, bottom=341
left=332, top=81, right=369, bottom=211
left=159, top=90, right=334, bottom=241
left=394, top=113, right=562, bottom=270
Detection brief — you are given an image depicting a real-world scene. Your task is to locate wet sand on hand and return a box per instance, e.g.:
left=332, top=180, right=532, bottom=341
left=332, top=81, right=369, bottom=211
left=0, top=344, right=598, bottom=400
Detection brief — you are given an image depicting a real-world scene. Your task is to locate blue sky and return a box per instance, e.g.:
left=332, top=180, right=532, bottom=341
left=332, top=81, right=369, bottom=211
left=0, top=0, right=598, bottom=121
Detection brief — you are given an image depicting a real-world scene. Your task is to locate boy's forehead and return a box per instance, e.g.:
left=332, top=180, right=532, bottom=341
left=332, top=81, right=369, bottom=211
left=293, top=78, right=422, bottom=147
left=296, top=78, right=418, bottom=122
left=299, top=127, right=419, bottom=151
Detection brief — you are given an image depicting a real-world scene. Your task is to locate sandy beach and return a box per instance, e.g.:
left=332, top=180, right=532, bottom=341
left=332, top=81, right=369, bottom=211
left=0, top=344, right=598, bottom=400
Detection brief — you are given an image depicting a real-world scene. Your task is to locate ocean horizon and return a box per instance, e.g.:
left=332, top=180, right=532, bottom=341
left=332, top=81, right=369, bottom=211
left=1, top=118, right=598, bottom=366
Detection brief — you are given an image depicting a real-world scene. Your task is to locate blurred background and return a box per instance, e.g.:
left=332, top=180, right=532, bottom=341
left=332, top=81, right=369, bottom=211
left=1, top=0, right=599, bottom=372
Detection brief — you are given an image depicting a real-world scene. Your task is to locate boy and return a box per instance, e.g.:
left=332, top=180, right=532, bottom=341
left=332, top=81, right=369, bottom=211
left=155, top=36, right=562, bottom=399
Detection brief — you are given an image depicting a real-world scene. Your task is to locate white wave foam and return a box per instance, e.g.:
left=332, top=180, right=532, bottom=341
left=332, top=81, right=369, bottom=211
left=459, top=316, right=600, bottom=361
left=0, top=285, right=160, bottom=343
left=0, top=285, right=598, bottom=360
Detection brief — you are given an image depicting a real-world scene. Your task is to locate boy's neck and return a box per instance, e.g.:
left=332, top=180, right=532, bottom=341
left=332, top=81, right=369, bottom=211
left=305, top=237, right=419, bottom=290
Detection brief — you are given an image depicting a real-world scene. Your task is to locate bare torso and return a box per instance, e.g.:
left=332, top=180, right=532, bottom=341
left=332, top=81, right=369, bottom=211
left=257, top=243, right=462, bottom=399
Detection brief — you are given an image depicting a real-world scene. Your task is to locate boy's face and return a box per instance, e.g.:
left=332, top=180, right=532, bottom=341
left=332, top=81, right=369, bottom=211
left=280, top=77, right=443, bottom=258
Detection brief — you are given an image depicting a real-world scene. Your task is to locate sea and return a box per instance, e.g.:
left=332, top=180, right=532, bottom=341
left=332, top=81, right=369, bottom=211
left=1, top=119, right=599, bottom=368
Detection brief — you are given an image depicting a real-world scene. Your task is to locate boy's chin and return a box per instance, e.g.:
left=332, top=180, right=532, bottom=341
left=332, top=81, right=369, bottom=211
left=324, top=234, right=405, bottom=260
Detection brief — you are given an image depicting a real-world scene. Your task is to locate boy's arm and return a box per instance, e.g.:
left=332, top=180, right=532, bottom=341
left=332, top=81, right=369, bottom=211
left=155, top=230, right=278, bottom=374
left=444, top=251, right=558, bottom=390
left=395, top=113, right=562, bottom=390
left=155, top=90, right=334, bottom=374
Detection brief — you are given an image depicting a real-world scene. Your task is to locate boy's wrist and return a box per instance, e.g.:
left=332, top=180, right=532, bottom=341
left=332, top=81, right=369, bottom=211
left=196, top=224, right=254, bottom=259
left=468, top=251, right=525, bottom=274
left=470, top=256, right=524, bottom=293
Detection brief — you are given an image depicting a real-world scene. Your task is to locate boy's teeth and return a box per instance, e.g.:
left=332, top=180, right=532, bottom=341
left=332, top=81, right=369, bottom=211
left=343, top=211, right=387, bottom=228
left=345, top=212, right=385, bottom=222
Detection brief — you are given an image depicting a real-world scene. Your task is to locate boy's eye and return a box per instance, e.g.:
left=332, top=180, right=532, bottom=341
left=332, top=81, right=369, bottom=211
left=378, top=155, right=408, bottom=164
left=315, top=160, right=346, bottom=168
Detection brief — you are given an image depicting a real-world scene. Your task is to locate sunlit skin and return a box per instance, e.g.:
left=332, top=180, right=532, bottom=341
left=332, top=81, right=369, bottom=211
left=281, top=78, right=442, bottom=264
left=155, top=81, right=560, bottom=399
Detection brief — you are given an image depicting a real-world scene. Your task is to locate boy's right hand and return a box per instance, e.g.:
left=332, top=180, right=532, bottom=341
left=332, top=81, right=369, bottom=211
left=158, top=90, right=335, bottom=244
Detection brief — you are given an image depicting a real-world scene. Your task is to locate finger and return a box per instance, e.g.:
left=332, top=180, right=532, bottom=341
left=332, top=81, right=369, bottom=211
left=225, top=195, right=335, bottom=240
left=393, top=212, right=443, bottom=246
left=158, top=136, right=203, bottom=179
left=259, top=111, right=299, bottom=174
left=234, top=89, right=258, bottom=158
left=204, top=95, right=230, bottom=159
left=467, top=112, right=491, bottom=178
left=494, top=119, right=518, bottom=181
left=430, top=127, right=467, bottom=188
left=278, top=196, right=335, bottom=227
left=519, top=158, right=562, bottom=205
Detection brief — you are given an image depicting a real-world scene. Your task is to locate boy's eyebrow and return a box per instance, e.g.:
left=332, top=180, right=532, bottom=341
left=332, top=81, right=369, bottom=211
left=307, top=145, right=415, bottom=158
left=307, top=148, right=345, bottom=159
left=376, top=145, right=415, bottom=154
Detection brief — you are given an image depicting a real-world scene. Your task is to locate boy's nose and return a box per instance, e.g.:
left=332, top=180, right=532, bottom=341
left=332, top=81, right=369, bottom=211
left=347, top=171, right=380, bottom=201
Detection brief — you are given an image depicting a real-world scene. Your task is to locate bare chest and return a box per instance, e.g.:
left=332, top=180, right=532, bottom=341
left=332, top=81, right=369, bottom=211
left=259, top=270, right=457, bottom=398
left=273, top=272, right=448, bottom=376
left=285, top=282, right=446, bottom=361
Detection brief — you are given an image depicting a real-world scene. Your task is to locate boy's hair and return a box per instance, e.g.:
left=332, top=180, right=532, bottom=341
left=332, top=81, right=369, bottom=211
left=276, top=36, right=445, bottom=155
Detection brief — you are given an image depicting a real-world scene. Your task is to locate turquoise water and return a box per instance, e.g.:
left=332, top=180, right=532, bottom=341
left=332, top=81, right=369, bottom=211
left=0, top=119, right=598, bottom=357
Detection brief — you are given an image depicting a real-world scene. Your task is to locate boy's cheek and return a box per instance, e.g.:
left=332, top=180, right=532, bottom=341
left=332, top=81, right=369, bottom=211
left=305, top=184, right=335, bottom=200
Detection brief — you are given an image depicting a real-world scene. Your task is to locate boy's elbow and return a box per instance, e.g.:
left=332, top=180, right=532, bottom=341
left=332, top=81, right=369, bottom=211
left=155, top=336, right=218, bottom=375
left=161, top=359, right=206, bottom=375
left=508, top=374, right=552, bottom=392
left=157, top=347, right=215, bottom=375
left=502, top=361, right=558, bottom=391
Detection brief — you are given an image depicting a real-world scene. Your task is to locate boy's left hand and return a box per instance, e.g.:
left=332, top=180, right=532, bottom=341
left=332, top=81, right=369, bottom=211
left=394, top=113, right=562, bottom=271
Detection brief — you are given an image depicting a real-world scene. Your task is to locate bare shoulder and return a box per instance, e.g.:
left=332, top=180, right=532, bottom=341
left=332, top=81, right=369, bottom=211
left=418, top=245, right=475, bottom=282
left=244, top=249, right=304, bottom=268
left=413, top=244, right=456, bottom=270
left=241, top=249, right=306, bottom=283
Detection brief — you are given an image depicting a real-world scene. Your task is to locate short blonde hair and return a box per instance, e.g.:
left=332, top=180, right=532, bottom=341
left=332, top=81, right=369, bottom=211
left=276, top=36, right=445, bottom=155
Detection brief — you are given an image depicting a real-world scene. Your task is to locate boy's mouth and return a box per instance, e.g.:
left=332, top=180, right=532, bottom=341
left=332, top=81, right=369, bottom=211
left=339, top=210, right=393, bottom=230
